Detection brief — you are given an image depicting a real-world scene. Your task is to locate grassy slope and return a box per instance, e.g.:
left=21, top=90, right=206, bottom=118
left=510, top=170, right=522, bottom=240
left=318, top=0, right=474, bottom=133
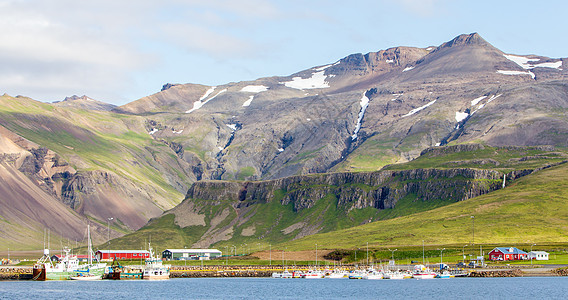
left=282, top=161, right=568, bottom=250
left=0, top=95, right=184, bottom=209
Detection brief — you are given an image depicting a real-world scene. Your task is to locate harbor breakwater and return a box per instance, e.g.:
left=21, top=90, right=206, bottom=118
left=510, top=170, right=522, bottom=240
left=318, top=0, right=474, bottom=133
left=2, top=265, right=567, bottom=280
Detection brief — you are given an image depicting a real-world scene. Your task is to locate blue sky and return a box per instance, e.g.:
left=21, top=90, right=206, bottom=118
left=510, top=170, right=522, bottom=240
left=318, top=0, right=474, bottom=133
left=1, top=0, right=566, bottom=105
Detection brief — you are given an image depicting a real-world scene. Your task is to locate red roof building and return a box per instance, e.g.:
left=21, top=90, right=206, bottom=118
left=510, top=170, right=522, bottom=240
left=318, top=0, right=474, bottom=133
left=95, top=250, right=150, bottom=261
left=488, top=247, right=528, bottom=261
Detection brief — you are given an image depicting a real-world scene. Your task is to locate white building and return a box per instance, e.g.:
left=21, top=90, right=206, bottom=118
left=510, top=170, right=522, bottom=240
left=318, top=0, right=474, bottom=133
left=162, top=249, right=222, bottom=261
left=528, top=251, right=549, bottom=261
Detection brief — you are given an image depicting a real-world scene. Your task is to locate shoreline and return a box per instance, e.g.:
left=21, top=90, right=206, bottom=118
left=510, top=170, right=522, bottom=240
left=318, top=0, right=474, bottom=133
left=1, top=264, right=566, bottom=280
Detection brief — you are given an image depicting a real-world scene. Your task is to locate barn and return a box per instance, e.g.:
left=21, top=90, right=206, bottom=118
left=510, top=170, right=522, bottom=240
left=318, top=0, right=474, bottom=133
left=162, top=249, right=222, bottom=261
left=95, top=250, right=150, bottom=261
left=488, top=247, right=528, bottom=261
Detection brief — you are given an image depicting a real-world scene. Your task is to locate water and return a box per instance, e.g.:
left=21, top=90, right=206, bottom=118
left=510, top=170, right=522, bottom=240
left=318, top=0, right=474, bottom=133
left=1, top=277, right=567, bottom=299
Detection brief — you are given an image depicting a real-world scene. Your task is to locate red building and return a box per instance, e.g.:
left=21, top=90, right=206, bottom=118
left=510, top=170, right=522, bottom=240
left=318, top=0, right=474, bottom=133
left=488, top=247, right=528, bottom=261
left=95, top=250, right=150, bottom=261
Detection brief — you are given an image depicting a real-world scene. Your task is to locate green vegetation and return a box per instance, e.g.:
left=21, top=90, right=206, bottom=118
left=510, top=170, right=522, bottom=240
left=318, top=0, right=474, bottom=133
left=282, top=162, right=568, bottom=250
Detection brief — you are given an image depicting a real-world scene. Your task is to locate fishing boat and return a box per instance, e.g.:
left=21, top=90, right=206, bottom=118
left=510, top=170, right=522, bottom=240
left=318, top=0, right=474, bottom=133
left=412, top=265, right=437, bottom=279
left=302, top=269, right=324, bottom=278
left=271, top=270, right=292, bottom=278
left=142, top=244, right=170, bottom=280
left=325, top=269, right=348, bottom=278
left=70, top=225, right=106, bottom=280
left=32, top=247, right=80, bottom=281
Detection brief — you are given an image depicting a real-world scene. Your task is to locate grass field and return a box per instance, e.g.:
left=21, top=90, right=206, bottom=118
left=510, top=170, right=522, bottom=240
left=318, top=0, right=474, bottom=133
left=279, top=162, right=568, bottom=250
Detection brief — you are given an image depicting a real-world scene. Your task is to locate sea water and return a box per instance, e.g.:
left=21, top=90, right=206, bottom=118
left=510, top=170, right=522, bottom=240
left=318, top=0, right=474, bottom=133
left=1, top=277, right=567, bottom=299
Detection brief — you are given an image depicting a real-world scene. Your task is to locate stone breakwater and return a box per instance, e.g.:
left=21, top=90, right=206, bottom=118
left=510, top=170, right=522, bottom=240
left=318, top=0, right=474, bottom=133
left=468, top=270, right=524, bottom=277
left=0, top=266, right=33, bottom=280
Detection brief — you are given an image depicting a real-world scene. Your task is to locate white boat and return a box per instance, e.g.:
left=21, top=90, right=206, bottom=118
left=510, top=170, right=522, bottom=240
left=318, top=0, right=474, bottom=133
left=70, top=273, right=102, bottom=280
left=302, top=270, right=324, bottom=278
left=413, top=265, right=437, bottom=279
left=142, top=244, right=170, bottom=280
left=32, top=247, right=80, bottom=281
left=325, top=269, right=348, bottom=278
left=272, top=270, right=292, bottom=278
left=348, top=270, right=365, bottom=279
left=364, top=270, right=384, bottom=280
left=384, top=271, right=405, bottom=280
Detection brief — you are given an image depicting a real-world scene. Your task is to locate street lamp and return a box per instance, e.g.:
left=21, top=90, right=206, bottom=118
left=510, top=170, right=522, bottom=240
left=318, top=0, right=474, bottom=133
left=439, top=248, right=446, bottom=265
left=530, top=243, right=536, bottom=265
left=315, top=244, right=318, bottom=267
left=471, top=216, right=475, bottom=246
left=107, top=217, right=113, bottom=250
left=462, top=244, right=469, bottom=262
left=388, top=248, right=398, bottom=268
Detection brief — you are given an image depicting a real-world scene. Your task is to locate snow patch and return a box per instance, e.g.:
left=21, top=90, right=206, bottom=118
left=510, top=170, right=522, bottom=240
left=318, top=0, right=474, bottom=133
left=186, top=89, right=227, bottom=113
left=241, top=85, right=268, bottom=93
left=172, top=129, right=183, bottom=134
left=435, top=142, right=441, bottom=147
left=533, top=61, right=563, bottom=69
left=200, top=87, right=216, bottom=101
left=486, top=94, right=502, bottom=103
left=386, top=59, right=394, bottom=63
left=278, top=148, right=284, bottom=152
left=455, top=111, right=469, bottom=123
left=503, top=54, right=562, bottom=70
left=242, top=96, right=254, bottom=107
left=403, top=66, right=415, bottom=72
left=401, top=100, right=436, bottom=118
left=471, top=95, right=487, bottom=106
left=217, top=146, right=223, bottom=151
left=426, top=47, right=434, bottom=51
left=227, top=124, right=238, bottom=131
left=351, top=92, right=370, bottom=140
left=283, top=71, right=330, bottom=90
left=306, top=118, right=311, bottom=121
left=497, top=70, right=535, bottom=79
left=149, top=128, right=158, bottom=135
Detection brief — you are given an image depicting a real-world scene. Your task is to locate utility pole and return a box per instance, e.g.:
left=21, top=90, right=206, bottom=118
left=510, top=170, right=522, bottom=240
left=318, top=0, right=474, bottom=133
left=471, top=216, right=475, bottom=251
left=530, top=244, right=536, bottom=265
left=315, top=243, right=318, bottom=267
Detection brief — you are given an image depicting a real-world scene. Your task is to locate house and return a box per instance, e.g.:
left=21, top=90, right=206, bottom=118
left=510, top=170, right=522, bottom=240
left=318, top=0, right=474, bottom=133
left=162, top=249, right=222, bottom=261
left=95, top=250, right=150, bottom=261
left=488, top=247, right=528, bottom=261
left=528, top=251, right=549, bottom=261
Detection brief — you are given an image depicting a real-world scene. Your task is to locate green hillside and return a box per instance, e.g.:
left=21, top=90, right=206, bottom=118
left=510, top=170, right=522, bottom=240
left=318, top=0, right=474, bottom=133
left=282, top=160, right=568, bottom=251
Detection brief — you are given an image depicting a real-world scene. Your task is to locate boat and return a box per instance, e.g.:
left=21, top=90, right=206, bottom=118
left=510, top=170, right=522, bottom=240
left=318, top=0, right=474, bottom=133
left=325, top=269, right=348, bottom=278
left=436, top=271, right=453, bottom=279
left=292, top=270, right=305, bottom=278
left=142, top=244, right=170, bottom=280
left=32, top=247, right=80, bottom=281
left=348, top=270, right=365, bottom=279
left=302, top=269, right=324, bottom=278
left=364, top=270, right=384, bottom=280
left=271, top=270, right=292, bottom=278
left=412, top=265, right=437, bottom=279
left=70, top=273, right=102, bottom=280
left=71, top=225, right=107, bottom=279
left=384, top=271, right=405, bottom=280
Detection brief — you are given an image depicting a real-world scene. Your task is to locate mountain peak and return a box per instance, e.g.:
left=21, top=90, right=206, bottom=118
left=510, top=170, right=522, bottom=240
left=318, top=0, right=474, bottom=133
left=439, top=33, right=491, bottom=48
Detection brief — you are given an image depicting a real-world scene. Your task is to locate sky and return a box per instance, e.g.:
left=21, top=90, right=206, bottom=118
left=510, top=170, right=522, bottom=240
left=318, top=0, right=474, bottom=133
left=1, top=0, right=567, bottom=105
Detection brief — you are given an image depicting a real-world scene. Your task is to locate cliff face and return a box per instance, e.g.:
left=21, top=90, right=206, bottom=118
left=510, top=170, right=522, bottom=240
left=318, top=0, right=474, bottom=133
left=187, top=168, right=503, bottom=212
left=166, top=168, right=505, bottom=248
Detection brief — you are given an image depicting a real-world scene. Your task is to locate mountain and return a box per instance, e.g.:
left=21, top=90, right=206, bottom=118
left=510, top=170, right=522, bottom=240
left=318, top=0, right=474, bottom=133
left=1, top=33, right=567, bottom=249
left=53, top=95, right=117, bottom=111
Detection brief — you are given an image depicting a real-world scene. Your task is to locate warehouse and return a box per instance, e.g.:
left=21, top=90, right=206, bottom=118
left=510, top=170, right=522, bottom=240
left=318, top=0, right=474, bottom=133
left=162, top=249, right=222, bottom=260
